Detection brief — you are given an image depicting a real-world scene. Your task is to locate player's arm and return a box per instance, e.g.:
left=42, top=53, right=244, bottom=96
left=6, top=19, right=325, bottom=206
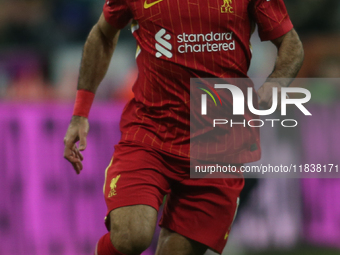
left=269, top=28, right=304, bottom=83
left=77, top=14, right=120, bottom=93
left=258, top=28, right=304, bottom=109
left=63, top=14, right=120, bottom=174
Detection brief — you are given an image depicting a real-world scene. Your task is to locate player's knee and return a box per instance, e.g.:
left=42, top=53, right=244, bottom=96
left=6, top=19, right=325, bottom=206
left=110, top=227, right=153, bottom=255
left=108, top=205, right=157, bottom=254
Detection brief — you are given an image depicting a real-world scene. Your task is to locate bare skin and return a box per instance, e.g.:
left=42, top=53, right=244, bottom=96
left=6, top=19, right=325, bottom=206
left=63, top=14, right=119, bottom=174
left=258, top=29, right=304, bottom=109
left=63, top=14, right=304, bottom=255
left=62, top=15, right=160, bottom=255
left=109, top=205, right=157, bottom=255
left=155, top=228, right=208, bottom=255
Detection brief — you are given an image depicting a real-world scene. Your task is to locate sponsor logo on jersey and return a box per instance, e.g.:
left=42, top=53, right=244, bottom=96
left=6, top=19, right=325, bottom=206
left=177, top=32, right=235, bottom=54
left=144, top=0, right=164, bottom=9
left=155, top=29, right=236, bottom=58
left=108, top=174, right=121, bottom=197
left=221, top=0, right=234, bottom=13
left=155, top=28, right=173, bottom=58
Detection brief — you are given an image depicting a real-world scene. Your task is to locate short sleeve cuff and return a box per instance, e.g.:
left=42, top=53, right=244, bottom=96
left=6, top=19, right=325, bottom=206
left=259, top=17, right=293, bottom=41
left=103, top=0, right=132, bottom=29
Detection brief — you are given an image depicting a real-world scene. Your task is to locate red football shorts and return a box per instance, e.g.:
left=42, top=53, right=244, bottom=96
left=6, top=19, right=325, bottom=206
left=103, top=141, right=244, bottom=254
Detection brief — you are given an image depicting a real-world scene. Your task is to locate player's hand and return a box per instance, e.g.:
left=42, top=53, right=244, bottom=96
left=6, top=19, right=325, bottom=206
left=63, top=116, right=89, bottom=174
left=257, top=82, right=283, bottom=110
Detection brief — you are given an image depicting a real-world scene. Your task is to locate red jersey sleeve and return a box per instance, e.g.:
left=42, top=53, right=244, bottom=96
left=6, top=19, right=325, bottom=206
left=103, top=0, right=133, bottom=29
left=250, top=0, right=293, bottom=41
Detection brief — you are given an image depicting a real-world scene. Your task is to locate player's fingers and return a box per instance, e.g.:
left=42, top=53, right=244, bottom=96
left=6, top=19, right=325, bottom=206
left=64, top=147, right=81, bottom=163
left=64, top=135, right=79, bottom=158
left=73, top=145, right=84, bottom=165
left=73, top=145, right=84, bottom=161
left=65, top=154, right=81, bottom=165
left=64, top=145, right=83, bottom=174
left=71, top=161, right=79, bottom=174
left=68, top=153, right=83, bottom=174
left=78, top=130, right=87, bottom=151
left=63, top=146, right=74, bottom=161
left=77, top=150, right=84, bottom=161
left=71, top=161, right=82, bottom=174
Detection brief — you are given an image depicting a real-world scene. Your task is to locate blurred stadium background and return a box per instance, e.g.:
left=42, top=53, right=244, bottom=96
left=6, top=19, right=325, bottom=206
left=1, top=0, right=340, bottom=254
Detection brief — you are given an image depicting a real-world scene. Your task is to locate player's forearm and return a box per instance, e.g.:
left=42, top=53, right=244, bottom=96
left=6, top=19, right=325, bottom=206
left=77, top=24, right=119, bottom=93
left=268, top=29, right=304, bottom=87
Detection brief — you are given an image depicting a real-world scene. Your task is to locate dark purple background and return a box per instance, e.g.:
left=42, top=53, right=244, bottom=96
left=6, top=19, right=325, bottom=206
left=0, top=103, right=340, bottom=254
left=0, top=103, right=158, bottom=255
left=299, top=105, right=340, bottom=248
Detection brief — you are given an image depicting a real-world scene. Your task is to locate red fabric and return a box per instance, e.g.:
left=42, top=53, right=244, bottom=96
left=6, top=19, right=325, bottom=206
left=250, top=0, right=294, bottom=41
left=103, top=141, right=244, bottom=253
left=72, top=90, right=95, bottom=118
left=103, top=0, right=132, bottom=29
left=96, top=233, right=125, bottom=255
left=103, top=0, right=293, bottom=163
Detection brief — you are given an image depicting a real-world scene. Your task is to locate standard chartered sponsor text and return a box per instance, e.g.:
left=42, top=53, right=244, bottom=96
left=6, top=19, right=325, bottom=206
left=177, top=32, right=235, bottom=53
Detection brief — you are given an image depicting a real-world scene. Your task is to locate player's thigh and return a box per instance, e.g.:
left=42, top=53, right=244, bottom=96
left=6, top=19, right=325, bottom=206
left=160, top=177, right=244, bottom=254
left=109, top=205, right=158, bottom=253
left=155, top=228, right=208, bottom=255
left=103, top=141, right=171, bottom=253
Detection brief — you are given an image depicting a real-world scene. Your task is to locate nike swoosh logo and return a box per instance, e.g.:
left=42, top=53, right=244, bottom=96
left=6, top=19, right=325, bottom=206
left=144, top=0, right=164, bottom=9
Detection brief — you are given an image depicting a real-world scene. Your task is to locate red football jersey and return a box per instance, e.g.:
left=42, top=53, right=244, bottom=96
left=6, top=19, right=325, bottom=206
left=103, top=0, right=293, bottom=163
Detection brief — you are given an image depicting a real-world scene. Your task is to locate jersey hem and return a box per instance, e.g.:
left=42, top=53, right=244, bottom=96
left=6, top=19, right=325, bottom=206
left=120, top=135, right=262, bottom=164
